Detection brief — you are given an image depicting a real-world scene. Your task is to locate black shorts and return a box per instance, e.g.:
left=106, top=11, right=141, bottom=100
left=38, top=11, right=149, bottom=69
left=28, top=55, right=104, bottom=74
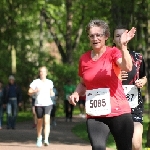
left=51, top=105, right=56, bottom=117
left=132, top=112, right=143, bottom=124
left=78, top=100, right=85, bottom=106
left=35, top=105, right=53, bottom=119
left=32, top=98, right=35, bottom=106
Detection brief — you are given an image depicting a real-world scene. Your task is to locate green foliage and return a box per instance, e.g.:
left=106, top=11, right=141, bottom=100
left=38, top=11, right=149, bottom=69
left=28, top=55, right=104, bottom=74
left=51, top=62, right=79, bottom=99
left=2, top=111, right=33, bottom=124
left=52, top=63, right=79, bottom=85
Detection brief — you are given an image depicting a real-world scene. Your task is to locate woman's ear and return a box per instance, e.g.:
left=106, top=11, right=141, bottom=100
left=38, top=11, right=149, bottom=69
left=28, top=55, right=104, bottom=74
left=105, top=36, right=108, bottom=41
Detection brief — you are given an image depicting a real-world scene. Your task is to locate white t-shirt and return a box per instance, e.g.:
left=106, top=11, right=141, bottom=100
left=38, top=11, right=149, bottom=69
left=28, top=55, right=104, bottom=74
left=30, top=79, right=54, bottom=106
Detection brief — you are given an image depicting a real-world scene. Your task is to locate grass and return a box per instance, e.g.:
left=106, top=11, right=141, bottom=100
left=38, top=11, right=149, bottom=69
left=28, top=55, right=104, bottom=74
left=2, top=111, right=33, bottom=125
left=72, top=103, right=150, bottom=149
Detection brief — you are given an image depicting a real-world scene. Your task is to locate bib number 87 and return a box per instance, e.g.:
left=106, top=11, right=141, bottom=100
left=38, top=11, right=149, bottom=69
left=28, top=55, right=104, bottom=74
left=126, top=94, right=134, bottom=102
left=90, top=99, right=106, bottom=108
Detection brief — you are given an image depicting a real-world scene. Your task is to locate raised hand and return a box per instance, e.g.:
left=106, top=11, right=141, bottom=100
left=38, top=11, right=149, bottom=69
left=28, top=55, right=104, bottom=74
left=120, top=27, right=136, bottom=46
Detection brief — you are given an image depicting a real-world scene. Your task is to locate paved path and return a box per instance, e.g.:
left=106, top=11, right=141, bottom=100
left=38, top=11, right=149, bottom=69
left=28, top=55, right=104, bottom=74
left=0, top=116, right=113, bottom=150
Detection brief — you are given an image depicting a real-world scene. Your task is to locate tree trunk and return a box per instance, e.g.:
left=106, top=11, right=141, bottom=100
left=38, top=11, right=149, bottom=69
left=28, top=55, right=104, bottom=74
left=65, top=0, right=73, bottom=64
left=42, top=1, right=84, bottom=64
left=40, top=10, right=43, bottom=52
left=41, top=8, right=67, bottom=63
left=11, top=46, right=16, bottom=74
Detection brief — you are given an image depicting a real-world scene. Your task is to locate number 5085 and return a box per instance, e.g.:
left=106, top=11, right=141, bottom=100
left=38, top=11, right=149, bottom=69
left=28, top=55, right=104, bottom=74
left=90, top=99, right=106, bottom=108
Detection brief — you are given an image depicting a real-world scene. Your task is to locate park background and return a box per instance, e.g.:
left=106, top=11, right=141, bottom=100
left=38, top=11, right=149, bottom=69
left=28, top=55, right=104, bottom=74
left=0, top=0, right=150, bottom=149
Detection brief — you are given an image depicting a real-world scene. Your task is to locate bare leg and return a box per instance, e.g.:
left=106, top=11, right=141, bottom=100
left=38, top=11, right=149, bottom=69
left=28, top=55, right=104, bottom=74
left=132, top=122, right=143, bottom=150
left=37, top=118, right=43, bottom=138
left=44, top=114, right=50, bottom=143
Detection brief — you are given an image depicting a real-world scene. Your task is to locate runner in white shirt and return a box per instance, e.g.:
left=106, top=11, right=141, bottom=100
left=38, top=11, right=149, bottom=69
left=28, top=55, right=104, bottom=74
left=28, top=66, right=54, bottom=147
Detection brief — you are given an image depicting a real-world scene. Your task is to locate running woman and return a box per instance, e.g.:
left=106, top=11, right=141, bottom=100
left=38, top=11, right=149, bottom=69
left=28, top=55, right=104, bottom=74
left=113, top=25, right=147, bottom=150
left=69, top=19, right=136, bottom=150
left=28, top=66, right=54, bottom=147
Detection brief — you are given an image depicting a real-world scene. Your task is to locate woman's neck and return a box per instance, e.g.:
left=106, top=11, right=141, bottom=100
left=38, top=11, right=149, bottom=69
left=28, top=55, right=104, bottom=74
left=92, top=46, right=106, bottom=55
left=91, top=46, right=106, bottom=61
left=40, top=78, right=46, bottom=82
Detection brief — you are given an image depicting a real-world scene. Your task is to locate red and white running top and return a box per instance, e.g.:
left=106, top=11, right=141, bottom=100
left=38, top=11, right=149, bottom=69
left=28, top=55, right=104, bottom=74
left=78, top=46, right=131, bottom=118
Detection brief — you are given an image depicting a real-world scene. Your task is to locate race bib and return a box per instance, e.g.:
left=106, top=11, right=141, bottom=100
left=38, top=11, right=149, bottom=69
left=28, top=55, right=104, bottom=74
left=85, top=88, right=111, bottom=116
left=122, top=85, right=138, bottom=108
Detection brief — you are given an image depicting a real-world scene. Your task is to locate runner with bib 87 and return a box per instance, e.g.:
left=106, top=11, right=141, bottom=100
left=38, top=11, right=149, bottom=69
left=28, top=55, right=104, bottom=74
left=69, top=19, right=136, bottom=150
left=113, top=25, right=147, bottom=150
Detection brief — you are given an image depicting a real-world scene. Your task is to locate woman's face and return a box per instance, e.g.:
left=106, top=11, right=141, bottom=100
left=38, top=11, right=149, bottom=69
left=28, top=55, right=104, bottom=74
left=39, top=67, right=47, bottom=79
left=88, top=26, right=108, bottom=51
left=113, top=29, right=126, bottom=49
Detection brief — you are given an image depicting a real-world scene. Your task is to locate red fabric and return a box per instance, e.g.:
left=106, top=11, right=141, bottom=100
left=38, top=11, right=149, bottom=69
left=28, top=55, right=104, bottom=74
left=79, top=95, right=86, bottom=100
left=78, top=46, right=131, bottom=118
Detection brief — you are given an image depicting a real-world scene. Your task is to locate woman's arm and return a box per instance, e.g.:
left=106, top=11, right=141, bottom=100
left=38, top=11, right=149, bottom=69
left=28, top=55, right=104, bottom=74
left=116, top=27, right=136, bottom=72
left=116, top=45, right=132, bottom=72
left=28, top=88, right=38, bottom=96
left=73, top=78, right=86, bottom=96
left=50, top=89, right=55, bottom=96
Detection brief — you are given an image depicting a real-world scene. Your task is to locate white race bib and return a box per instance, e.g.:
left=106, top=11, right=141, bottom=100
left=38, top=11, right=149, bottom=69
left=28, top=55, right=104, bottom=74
left=85, top=88, right=111, bottom=116
left=122, top=85, right=138, bottom=108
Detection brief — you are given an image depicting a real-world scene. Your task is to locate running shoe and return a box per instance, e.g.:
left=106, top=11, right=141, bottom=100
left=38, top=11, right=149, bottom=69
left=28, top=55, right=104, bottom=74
left=36, top=136, right=42, bottom=147
left=44, top=140, right=49, bottom=146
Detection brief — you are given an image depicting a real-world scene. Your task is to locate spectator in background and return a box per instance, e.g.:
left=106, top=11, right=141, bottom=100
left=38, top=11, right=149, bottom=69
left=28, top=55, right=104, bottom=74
left=0, top=81, right=4, bottom=129
left=50, top=87, right=58, bottom=127
left=64, top=80, right=75, bottom=122
left=78, top=95, right=86, bottom=118
left=4, top=75, right=22, bottom=129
